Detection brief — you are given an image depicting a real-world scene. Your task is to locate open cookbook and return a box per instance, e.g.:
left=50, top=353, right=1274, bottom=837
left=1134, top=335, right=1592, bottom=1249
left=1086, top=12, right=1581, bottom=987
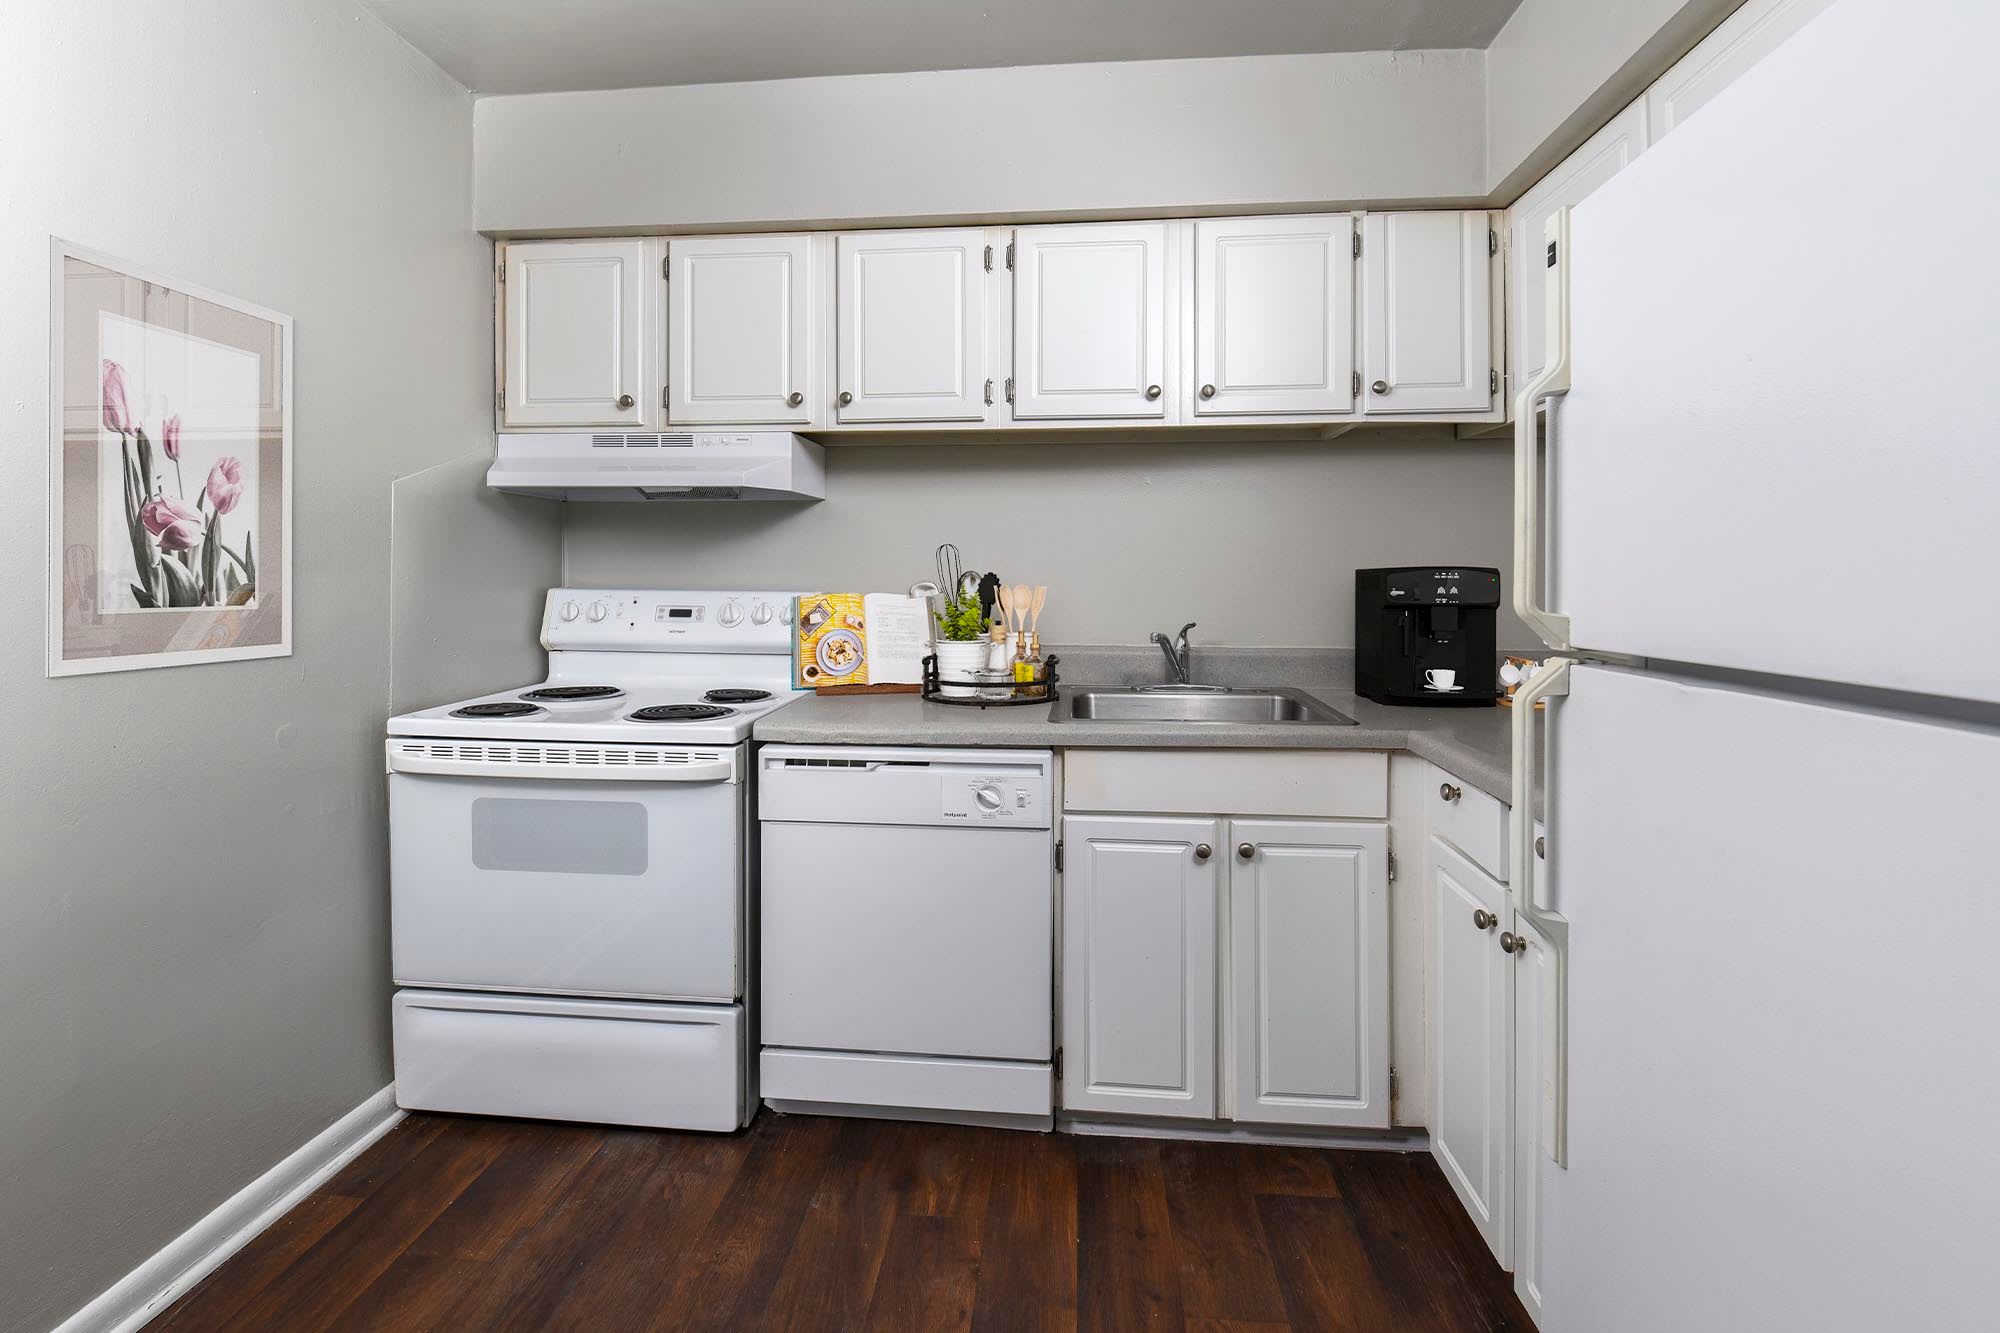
left=792, top=593, right=931, bottom=689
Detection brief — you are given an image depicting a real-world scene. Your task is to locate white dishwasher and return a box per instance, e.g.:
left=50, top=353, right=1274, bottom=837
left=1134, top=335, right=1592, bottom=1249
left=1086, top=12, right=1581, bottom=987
left=757, top=745, right=1055, bottom=1128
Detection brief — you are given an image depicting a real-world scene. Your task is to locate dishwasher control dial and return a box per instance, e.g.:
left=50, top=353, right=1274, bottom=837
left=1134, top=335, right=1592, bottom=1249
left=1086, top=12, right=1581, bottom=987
left=972, top=782, right=1005, bottom=811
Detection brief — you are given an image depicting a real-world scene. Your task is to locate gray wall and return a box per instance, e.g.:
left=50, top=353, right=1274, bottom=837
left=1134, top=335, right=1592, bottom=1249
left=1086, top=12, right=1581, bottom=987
left=0, top=4, right=552, bottom=1329
left=473, top=50, right=1489, bottom=235
left=1485, top=0, right=1741, bottom=197
left=561, top=431, right=1535, bottom=651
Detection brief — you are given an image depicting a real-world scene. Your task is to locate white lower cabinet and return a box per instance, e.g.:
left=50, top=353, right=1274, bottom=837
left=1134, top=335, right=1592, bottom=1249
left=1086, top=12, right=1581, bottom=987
left=1428, top=834, right=1514, bottom=1262
left=1060, top=814, right=1219, bottom=1119
left=1229, top=819, right=1390, bottom=1127
left=1061, top=811, right=1390, bottom=1130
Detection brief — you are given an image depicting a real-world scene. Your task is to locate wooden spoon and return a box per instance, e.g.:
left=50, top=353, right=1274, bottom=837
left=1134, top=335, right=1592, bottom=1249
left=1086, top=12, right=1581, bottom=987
left=1012, top=584, right=1031, bottom=634
left=1030, top=585, right=1047, bottom=633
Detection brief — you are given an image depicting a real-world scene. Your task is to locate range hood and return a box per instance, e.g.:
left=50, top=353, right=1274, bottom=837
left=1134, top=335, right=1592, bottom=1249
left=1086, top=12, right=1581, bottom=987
left=487, top=431, right=826, bottom=501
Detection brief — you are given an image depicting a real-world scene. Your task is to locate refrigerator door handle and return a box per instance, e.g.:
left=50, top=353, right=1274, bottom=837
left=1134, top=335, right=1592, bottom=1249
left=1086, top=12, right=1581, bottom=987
left=1512, top=208, right=1574, bottom=652
left=1512, top=655, right=1573, bottom=1166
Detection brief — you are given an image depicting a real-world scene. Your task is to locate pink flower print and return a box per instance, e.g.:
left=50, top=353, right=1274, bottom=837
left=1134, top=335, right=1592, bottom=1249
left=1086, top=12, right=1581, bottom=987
left=204, top=457, right=244, bottom=515
left=140, top=496, right=204, bottom=552
left=162, top=413, right=182, bottom=461
left=102, top=360, right=133, bottom=436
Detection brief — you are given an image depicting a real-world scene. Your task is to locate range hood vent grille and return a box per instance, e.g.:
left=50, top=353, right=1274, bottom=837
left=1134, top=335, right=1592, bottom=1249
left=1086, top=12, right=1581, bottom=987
left=591, top=433, right=695, bottom=449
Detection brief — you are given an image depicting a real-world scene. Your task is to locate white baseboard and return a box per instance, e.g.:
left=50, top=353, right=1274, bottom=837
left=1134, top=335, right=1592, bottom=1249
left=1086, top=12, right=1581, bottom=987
left=53, top=1085, right=404, bottom=1333
left=1059, top=1113, right=1431, bottom=1153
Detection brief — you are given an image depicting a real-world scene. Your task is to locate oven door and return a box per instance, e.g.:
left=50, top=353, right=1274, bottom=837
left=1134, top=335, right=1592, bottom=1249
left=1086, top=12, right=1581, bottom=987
left=387, top=738, right=744, bottom=1001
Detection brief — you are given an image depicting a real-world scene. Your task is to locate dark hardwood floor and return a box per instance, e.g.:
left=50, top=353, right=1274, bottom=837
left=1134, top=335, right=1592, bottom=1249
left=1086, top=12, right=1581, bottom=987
left=149, top=1111, right=1533, bottom=1332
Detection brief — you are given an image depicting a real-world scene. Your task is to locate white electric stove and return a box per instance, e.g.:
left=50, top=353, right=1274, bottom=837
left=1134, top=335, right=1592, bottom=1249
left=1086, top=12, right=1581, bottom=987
left=385, top=587, right=801, bottom=1133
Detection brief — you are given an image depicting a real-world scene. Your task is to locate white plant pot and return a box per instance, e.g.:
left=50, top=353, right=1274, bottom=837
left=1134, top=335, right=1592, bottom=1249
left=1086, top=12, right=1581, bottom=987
left=933, top=641, right=987, bottom=698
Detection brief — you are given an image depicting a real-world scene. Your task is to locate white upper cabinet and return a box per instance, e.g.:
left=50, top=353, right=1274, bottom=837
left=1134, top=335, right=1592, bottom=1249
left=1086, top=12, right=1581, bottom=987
left=1060, top=814, right=1218, bottom=1120
left=1193, top=216, right=1356, bottom=417
left=1507, top=101, right=1648, bottom=398
left=1011, top=222, right=1168, bottom=420
left=1429, top=835, right=1513, bottom=1264
left=1361, top=211, right=1494, bottom=416
left=1226, top=819, right=1389, bottom=1128
left=503, top=239, right=647, bottom=428
left=666, top=234, right=813, bottom=425
left=1646, top=0, right=1836, bottom=143
left=834, top=229, right=991, bottom=424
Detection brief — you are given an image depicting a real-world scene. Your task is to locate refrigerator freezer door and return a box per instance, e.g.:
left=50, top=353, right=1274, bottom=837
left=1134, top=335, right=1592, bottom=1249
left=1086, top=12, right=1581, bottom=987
left=1550, top=0, right=2000, bottom=702
left=1541, top=664, right=2000, bottom=1333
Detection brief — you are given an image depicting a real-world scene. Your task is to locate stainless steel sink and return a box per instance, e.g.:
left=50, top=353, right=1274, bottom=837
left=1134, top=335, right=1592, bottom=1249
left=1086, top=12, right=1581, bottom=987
left=1056, top=685, right=1357, bottom=725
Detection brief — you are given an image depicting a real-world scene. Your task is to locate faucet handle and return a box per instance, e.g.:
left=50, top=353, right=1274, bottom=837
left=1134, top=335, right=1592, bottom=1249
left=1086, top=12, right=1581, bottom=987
left=1177, top=621, right=1197, bottom=642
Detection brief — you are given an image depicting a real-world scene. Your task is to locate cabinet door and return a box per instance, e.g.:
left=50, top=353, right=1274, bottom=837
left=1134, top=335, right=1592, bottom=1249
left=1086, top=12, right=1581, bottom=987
left=1508, top=102, right=1647, bottom=397
left=835, top=229, right=990, bottom=423
left=1193, top=216, right=1355, bottom=416
left=1511, top=898, right=1555, bottom=1323
left=1226, top=819, right=1388, bottom=1128
left=1011, top=223, right=1167, bottom=420
left=1429, top=835, right=1512, bottom=1262
left=1360, top=211, right=1493, bottom=415
left=666, top=234, right=812, bottom=425
left=503, top=239, right=646, bottom=428
left=1645, top=0, right=1836, bottom=144
left=1061, top=814, right=1218, bottom=1119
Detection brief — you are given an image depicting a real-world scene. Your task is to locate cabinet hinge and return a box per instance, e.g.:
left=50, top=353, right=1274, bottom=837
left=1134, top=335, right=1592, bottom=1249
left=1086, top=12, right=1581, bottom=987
left=1387, top=848, right=1398, bottom=883
left=1053, top=1047, right=1064, bottom=1082
left=1055, top=839, right=1064, bottom=872
left=1490, top=368, right=1500, bottom=395
left=495, top=388, right=504, bottom=413
left=984, top=378, right=994, bottom=406
left=1004, top=377, right=1016, bottom=403
left=1005, top=241, right=1016, bottom=270
left=1353, top=231, right=1362, bottom=259
left=662, top=256, right=670, bottom=281
left=496, top=259, right=505, bottom=283
left=1390, top=1065, right=1400, bottom=1102
left=662, top=386, right=671, bottom=411
left=983, top=244, right=993, bottom=272
left=1489, top=227, right=1499, bottom=257
left=1352, top=369, right=1361, bottom=398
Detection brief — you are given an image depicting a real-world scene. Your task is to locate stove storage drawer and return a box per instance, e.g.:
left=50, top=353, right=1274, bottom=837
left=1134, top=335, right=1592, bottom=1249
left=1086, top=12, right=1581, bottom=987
left=388, top=766, right=743, bottom=1000
left=393, top=990, right=746, bottom=1131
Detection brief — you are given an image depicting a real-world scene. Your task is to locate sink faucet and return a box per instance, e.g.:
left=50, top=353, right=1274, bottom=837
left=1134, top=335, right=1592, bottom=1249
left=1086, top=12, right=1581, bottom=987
left=1150, top=622, right=1197, bottom=685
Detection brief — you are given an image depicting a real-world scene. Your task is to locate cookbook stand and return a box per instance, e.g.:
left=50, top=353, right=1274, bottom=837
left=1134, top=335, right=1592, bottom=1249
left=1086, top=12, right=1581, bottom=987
left=919, top=654, right=1061, bottom=708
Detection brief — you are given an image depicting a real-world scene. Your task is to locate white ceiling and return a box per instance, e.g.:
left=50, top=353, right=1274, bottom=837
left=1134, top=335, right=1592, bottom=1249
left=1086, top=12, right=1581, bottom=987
left=361, top=0, right=1527, bottom=95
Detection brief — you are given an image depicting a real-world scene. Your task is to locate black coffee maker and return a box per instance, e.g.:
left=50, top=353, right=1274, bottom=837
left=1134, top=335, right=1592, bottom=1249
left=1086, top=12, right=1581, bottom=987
left=1355, top=567, right=1500, bottom=706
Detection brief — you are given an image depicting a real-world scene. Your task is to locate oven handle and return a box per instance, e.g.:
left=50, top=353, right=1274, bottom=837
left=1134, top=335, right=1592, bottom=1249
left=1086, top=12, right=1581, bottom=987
left=386, top=746, right=739, bottom=784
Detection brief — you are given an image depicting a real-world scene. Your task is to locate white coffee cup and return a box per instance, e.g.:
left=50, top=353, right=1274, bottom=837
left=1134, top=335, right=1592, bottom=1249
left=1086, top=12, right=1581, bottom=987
left=1424, top=668, right=1457, bottom=690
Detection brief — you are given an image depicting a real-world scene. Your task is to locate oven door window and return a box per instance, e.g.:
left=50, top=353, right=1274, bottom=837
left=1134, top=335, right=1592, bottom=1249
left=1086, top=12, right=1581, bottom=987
left=470, top=796, right=647, bottom=876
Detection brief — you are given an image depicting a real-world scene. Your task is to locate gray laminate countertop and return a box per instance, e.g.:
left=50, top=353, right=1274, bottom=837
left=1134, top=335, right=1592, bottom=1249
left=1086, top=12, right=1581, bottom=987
left=751, top=645, right=1533, bottom=808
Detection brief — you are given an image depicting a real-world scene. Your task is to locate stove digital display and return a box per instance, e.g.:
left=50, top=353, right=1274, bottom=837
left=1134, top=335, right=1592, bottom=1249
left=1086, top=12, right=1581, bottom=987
left=655, top=606, right=701, bottom=621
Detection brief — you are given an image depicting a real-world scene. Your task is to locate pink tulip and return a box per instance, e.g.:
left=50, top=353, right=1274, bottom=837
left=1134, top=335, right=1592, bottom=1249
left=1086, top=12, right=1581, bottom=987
left=102, top=360, right=132, bottom=436
left=162, top=413, right=182, bottom=461
left=140, top=496, right=203, bottom=552
left=205, top=457, right=244, bottom=515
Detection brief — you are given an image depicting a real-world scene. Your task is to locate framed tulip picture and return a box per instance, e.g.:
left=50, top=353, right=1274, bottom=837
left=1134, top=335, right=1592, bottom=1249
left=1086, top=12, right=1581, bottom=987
left=47, top=240, right=292, bottom=675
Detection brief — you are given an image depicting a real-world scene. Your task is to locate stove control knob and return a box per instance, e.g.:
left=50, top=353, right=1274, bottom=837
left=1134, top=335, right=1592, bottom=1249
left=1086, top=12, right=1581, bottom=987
left=586, top=601, right=609, bottom=623
left=559, top=600, right=581, bottom=622
left=717, top=598, right=744, bottom=628
left=779, top=601, right=796, bottom=626
left=750, top=601, right=774, bottom=626
left=972, top=782, right=1005, bottom=812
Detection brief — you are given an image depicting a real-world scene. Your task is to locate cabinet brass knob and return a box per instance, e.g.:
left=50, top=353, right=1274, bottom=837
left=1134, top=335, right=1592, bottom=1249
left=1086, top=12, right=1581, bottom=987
left=1193, top=843, right=1212, bottom=862
left=1500, top=931, right=1528, bottom=955
left=787, top=390, right=805, bottom=408
left=1237, top=842, right=1255, bottom=861
left=616, top=393, right=635, bottom=410
left=1199, top=384, right=1217, bottom=399
left=1473, top=908, right=1496, bottom=931
left=1439, top=782, right=1462, bottom=803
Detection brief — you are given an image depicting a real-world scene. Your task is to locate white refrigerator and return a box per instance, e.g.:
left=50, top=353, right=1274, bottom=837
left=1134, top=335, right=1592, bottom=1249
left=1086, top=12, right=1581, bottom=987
left=1509, top=0, right=2000, bottom=1329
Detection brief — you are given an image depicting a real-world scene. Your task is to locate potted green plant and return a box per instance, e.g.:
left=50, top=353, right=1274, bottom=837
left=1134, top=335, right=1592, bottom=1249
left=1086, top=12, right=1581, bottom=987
left=932, top=592, right=988, bottom=697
